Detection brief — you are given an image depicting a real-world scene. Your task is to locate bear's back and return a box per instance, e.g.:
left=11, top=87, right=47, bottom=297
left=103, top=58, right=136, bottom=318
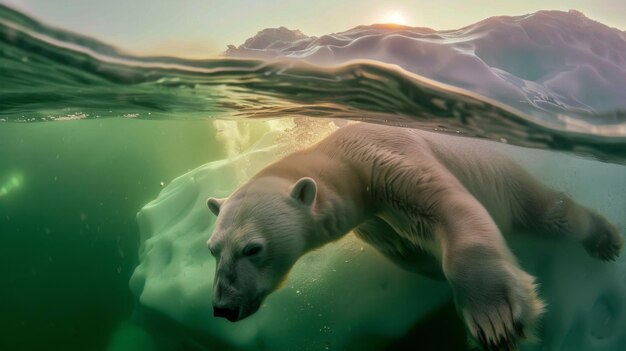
left=321, top=123, right=524, bottom=232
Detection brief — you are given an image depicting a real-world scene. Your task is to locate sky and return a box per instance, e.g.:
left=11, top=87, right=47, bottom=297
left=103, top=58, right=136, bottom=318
left=2, top=0, right=625, bottom=58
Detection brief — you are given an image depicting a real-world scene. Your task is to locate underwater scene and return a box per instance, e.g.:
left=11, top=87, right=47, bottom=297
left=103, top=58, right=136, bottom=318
left=1, top=2, right=626, bottom=351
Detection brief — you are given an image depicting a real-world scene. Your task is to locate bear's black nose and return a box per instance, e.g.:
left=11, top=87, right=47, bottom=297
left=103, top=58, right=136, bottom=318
left=213, top=305, right=240, bottom=322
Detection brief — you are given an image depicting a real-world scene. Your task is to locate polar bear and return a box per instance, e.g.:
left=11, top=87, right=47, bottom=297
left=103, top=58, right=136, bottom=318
left=206, top=123, right=622, bottom=350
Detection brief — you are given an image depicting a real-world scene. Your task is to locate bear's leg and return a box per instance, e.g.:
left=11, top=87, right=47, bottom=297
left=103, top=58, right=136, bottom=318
left=520, top=183, right=623, bottom=261
left=437, top=192, right=545, bottom=351
left=354, top=218, right=445, bottom=280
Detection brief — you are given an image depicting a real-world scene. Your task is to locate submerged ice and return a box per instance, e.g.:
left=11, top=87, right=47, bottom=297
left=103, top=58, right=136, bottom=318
left=128, top=120, right=451, bottom=350
left=127, top=120, right=626, bottom=351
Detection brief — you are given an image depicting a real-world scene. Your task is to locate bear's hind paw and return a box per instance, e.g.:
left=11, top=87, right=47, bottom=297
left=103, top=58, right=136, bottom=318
left=583, top=215, right=623, bottom=262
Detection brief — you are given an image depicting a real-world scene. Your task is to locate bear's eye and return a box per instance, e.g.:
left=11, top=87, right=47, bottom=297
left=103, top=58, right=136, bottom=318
left=242, top=243, right=263, bottom=257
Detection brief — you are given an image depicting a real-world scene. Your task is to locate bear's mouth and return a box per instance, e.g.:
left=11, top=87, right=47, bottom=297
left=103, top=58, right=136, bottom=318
left=213, top=305, right=240, bottom=322
left=214, top=295, right=263, bottom=322
left=235, top=296, right=262, bottom=321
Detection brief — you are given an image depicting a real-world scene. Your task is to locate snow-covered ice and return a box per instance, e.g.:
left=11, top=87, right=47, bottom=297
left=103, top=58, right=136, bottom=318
left=226, top=10, right=626, bottom=114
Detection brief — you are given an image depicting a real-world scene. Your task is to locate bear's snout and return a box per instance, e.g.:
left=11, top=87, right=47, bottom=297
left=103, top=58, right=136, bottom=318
left=213, top=304, right=240, bottom=322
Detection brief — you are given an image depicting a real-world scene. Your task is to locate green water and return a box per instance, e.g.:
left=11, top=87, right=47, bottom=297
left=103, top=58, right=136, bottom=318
left=0, top=120, right=227, bottom=349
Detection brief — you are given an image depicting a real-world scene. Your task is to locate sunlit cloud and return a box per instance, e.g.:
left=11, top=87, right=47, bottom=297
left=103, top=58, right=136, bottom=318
left=5, top=0, right=626, bottom=57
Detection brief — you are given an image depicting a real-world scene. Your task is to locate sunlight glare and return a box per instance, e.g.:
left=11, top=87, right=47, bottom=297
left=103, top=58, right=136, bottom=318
left=383, top=12, right=407, bottom=25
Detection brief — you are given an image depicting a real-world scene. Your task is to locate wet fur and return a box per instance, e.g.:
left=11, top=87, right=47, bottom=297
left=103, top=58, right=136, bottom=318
left=209, top=123, right=623, bottom=350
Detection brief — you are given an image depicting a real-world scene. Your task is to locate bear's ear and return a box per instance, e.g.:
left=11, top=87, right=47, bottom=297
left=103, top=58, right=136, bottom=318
left=290, top=177, right=317, bottom=207
left=207, top=197, right=225, bottom=216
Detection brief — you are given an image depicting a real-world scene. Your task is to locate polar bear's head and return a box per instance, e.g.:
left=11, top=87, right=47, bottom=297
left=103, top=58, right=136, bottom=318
left=206, top=176, right=318, bottom=322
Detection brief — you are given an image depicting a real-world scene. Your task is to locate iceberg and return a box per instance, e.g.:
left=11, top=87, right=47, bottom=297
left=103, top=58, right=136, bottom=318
left=226, top=10, right=626, bottom=114
left=121, top=120, right=626, bottom=351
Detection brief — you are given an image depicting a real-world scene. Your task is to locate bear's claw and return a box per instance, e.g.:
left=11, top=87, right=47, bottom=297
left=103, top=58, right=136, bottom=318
left=467, top=307, right=526, bottom=351
left=457, top=267, right=544, bottom=351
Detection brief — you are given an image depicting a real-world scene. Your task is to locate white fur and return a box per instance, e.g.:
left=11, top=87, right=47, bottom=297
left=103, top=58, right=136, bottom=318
left=208, top=123, right=622, bottom=349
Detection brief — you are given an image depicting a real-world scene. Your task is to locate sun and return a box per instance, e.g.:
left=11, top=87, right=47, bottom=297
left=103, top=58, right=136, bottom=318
left=383, top=12, right=407, bottom=25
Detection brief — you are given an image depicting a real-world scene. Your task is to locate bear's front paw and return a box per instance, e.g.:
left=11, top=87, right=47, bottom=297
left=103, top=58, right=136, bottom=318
left=455, top=267, right=544, bottom=351
left=583, top=214, right=623, bottom=262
